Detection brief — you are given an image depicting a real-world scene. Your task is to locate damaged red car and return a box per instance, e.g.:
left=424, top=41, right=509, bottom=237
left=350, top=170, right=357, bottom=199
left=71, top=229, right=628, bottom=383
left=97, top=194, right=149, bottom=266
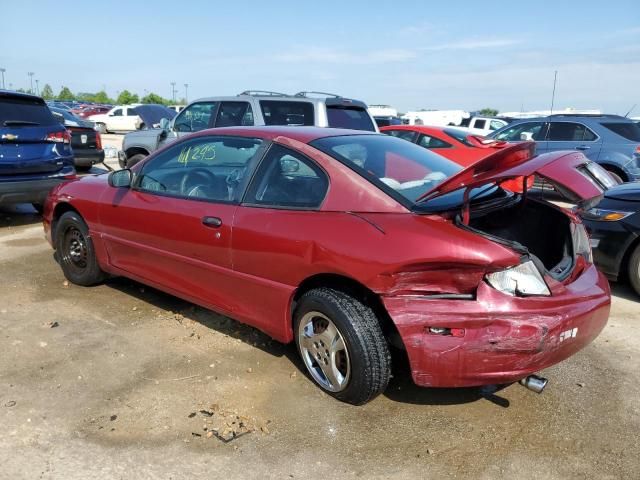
left=42, top=126, right=611, bottom=405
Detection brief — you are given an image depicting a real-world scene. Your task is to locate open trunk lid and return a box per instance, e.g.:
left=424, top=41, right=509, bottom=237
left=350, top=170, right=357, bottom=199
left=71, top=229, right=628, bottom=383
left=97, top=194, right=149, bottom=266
left=417, top=142, right=606, bottom=204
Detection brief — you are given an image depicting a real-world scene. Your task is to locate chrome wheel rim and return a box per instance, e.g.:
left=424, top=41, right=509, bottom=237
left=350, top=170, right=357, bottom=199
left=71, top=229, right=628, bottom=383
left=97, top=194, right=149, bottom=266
left=297, top=311, right=350, bottom=392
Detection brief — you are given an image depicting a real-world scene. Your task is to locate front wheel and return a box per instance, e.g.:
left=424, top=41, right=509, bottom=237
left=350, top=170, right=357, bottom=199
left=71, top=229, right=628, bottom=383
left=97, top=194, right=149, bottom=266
left=628, top=244, right=640, bottom=296
left=294, top=288, right=391, bottom=405
left=126, top=153, right=146, bottom=168
left=55, top=211, right=106, bottom=286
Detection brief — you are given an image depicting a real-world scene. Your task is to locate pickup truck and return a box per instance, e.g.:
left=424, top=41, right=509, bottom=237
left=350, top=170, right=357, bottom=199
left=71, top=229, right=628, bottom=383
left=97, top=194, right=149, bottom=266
left=457, top=116, right=508, bottom=136
left=88, top=105, right=142, bottom=133
left=119, top=90, right=378, bottom=168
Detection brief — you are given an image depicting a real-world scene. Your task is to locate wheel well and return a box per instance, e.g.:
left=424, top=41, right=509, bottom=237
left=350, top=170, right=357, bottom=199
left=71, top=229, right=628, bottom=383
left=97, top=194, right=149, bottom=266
left=51, top=203, right=81, bottom=244
left=292, top=274, right=406, bottom=350
left=125, top=147, right=149, bottom=159
left=600, top=163, right=627, bottom=182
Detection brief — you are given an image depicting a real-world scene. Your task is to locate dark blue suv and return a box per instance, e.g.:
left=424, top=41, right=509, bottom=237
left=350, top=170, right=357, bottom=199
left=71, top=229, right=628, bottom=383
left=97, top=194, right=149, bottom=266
left=0, top=90, right=75, bottom=211
left=489, top=114, right=640, bottom=183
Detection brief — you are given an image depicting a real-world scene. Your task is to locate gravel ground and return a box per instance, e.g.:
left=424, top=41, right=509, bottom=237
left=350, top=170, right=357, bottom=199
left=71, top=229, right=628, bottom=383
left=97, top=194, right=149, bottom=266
left=0, top=200, right=639, bottom=479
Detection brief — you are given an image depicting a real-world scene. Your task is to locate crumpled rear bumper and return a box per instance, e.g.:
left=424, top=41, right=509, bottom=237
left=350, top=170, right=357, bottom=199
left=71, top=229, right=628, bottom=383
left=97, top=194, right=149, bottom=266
left=383, top=264, right=610, bottom=387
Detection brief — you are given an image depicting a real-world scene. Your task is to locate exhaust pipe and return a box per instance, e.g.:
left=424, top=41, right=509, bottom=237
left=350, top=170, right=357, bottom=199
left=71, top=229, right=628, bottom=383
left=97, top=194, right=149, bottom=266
left=519, top=374, right=548, bottom=393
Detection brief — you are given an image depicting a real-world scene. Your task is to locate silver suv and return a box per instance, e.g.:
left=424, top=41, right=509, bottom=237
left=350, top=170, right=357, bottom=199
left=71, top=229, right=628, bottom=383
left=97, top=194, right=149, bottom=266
left=119, top=90, right=377, bottom=168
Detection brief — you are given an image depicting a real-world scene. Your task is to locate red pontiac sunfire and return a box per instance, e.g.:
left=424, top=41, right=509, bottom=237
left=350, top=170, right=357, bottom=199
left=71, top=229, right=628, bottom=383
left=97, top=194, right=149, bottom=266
left=43, top=126, right=611, bottom=405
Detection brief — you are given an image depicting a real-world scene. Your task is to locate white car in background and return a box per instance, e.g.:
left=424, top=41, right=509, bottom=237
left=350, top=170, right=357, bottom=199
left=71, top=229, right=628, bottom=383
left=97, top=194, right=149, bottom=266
left=457, top=116, right=508, bottom=136
left=88, top=105, right=141, bottom=133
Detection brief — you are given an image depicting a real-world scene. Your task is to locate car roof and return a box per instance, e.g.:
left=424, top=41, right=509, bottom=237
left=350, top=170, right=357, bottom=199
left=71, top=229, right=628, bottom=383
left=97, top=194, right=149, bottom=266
left=508, top=114, right=634, bottom=124
left=190, top=94, right=367, bottom=108
left=0, top=89, right=44, bottom=102
left=189, top=125, right=378, bottom=143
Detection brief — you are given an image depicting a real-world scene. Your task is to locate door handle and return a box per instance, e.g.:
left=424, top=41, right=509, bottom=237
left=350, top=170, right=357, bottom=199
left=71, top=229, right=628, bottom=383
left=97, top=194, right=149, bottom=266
left=202, top=216, right=222, bottom=228
left=575, top=145, right=590, bottom=150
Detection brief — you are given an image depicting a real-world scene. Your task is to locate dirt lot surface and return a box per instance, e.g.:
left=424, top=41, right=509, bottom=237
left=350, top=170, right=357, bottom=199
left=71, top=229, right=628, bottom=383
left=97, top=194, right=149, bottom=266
left=1, top=203, right=639, bottom=479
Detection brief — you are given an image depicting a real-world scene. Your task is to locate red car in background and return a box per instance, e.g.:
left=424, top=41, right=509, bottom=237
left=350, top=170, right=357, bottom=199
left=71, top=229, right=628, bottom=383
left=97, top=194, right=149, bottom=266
left=43, top=127, right=610, bottom=405
left=381, top=125, right=505, bottom=166
left=73, top=105, right=111, bottom=119
left=382, top=125, right=531, bottom=191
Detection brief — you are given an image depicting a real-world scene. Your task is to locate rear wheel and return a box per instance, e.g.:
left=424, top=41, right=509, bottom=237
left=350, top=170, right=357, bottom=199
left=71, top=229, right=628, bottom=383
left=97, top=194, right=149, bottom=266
left=628, top=244, right=640, bottom=296
left=126, top=153, right=146, bottom=168
left=55, top=211, right=106, bottom=286
left=293, top=288, right=391, bottom=405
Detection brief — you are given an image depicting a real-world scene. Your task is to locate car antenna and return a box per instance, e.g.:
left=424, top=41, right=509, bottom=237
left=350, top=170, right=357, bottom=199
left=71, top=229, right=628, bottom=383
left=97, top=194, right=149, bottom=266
left=624, top=104, right=636, bottom=118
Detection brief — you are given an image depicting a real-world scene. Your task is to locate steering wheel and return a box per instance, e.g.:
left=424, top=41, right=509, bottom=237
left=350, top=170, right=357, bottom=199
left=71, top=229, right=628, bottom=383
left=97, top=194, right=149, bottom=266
left=180, top=168, right=217, bottom=197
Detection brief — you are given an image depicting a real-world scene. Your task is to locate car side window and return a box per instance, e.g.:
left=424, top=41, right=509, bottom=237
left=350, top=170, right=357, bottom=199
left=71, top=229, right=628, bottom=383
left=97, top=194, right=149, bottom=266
left=111, top=109, right=122, bottom=117
left=136, top=136, right=264, bottom=203
left=126, top=108, right=138, bottom=116
left=474, top=119, right=486, bottom=129
left=243, top=145, right=328, bottom=209
left=417, top=134, right=452, bottom=149
left=383, top=129, right=417, bottom=142
left=547, top=122, right=597, bottom=141
left=174, top=102, right=218, bottom=132
left=490, top=120, right=504, bottom=131
left=215, top=102, right=254, bottom=127
left=493, top=122, right=546, bottom=141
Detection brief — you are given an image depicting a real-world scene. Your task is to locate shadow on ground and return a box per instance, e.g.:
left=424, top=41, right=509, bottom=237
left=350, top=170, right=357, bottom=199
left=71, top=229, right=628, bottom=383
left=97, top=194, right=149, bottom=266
left=0, top=204, right=41, bottom=228
left=611, top=281, right=638, bottom=302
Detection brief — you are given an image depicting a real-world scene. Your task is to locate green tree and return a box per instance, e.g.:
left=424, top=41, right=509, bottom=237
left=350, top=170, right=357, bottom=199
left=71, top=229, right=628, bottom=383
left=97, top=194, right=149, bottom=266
left=57, top=86, right=75, bottom=101
left=141, top=92, right=168, bottom=105
left=116, top=90, right=139, bottom=105
left=478, top=108, right=499, bottom=117
left=41, top=84, right=54, bottom=100
left=92, top=90, right=113, bottom=104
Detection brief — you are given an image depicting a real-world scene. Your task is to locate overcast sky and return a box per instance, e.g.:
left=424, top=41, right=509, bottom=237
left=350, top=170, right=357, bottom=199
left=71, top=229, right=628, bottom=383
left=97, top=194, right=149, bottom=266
left=1, top=0, right=639, bottom=114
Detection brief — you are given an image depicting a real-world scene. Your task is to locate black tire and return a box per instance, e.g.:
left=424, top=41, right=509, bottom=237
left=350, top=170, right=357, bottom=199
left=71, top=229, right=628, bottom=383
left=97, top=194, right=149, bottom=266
left=293, top=287, right=391, bottom=405
left=55, top=211, right=106, bottom=286
left=628, top=244, right=640, bottom=296
left=32, top=203, right=44, bottom=214
left=126, top=153, right=146, bottom=168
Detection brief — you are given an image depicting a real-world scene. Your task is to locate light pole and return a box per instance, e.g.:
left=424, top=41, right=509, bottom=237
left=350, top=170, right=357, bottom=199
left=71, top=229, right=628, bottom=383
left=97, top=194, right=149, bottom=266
left=35, top=79, right=40, bottom=96
left=170, top=82, right=176, bottom=103
left=184, top=83, right=188, bottom=104
left=0, top=68, right=5, bottom=89
left=28, top=72, right=34, bottom=94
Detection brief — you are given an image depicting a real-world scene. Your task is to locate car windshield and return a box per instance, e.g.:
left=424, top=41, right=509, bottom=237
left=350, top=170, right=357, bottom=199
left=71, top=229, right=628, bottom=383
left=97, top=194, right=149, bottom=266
left=310, top=134, right=461, bottom=203
left=327, top=106, right=376, bottom=132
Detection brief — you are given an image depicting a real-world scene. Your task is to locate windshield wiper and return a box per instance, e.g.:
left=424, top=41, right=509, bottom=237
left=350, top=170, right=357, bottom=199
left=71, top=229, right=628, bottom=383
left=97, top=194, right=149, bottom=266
left=3, top=120, right=40, bottom=126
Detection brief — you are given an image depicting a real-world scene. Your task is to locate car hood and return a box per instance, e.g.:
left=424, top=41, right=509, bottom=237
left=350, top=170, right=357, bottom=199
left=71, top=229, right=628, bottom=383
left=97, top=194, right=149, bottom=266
left=603, top=182, right=640, bottom=202
left=417, top=142, right=605, bottom=204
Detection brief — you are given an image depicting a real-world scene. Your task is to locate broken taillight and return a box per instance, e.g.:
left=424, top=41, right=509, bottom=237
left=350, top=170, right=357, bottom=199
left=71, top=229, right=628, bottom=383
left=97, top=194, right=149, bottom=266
left=428, top=327, right=465, bottom=337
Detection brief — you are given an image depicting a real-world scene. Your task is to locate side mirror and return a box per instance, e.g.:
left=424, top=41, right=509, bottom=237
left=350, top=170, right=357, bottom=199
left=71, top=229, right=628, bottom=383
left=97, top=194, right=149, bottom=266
left=520, top=132, right=534, bottom=141
left=159, top=118, right=170, bottom=130
left=108, top=169, right=132, bottom=188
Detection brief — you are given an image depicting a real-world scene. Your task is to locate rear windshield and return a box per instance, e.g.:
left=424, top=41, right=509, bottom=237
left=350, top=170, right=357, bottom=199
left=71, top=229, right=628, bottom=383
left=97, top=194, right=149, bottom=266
left=0, top=96, right=57, bottom=126
left=260, top=101, right=314, bottom=126
left=443, top=128, right=476, bottom=147
left=310, top=134, right=460, bottom=204
left=327, top=106, right=376, bottom=132
left=601, top=122, right=640, bottom=142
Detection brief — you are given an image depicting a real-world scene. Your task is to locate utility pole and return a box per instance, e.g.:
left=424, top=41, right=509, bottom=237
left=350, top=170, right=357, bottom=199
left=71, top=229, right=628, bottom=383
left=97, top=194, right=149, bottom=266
left=28, top=72, right=34, bottom=94
left=35, top=79, right=40, bottom=96
left=170, top=82, right=176, bottom=103
left=0, top=68, right=5, bottom=89
left=184, top=83, right=188, bottom=103
left=550, top=70, right=558, bottom=115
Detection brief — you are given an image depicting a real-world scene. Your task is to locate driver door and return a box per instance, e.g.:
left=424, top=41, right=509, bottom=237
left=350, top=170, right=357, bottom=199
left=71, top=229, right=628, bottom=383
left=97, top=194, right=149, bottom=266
left=159, top=101, right=219, bottom=149
left=98, top=134, right=264, bottom=314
